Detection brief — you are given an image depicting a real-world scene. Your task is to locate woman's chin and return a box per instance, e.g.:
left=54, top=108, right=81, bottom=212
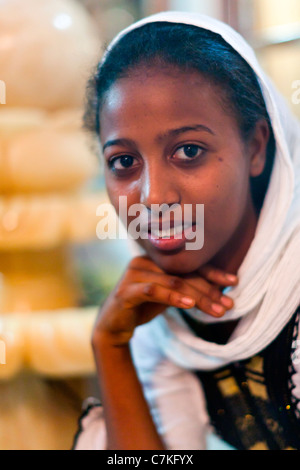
left=143, top=244, right=207, bottom=275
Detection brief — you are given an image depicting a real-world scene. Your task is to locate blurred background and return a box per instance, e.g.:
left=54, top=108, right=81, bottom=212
left=0, top=0, right=298, bottom=450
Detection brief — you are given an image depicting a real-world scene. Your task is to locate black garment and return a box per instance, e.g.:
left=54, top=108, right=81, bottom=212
left=178, top=306, right=300, bottom=450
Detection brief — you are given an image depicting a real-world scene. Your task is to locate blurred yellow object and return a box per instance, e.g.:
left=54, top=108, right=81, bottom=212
left=0, top=307, right=97, bottom=381
left=0, top=108, right=47, bottom=138
left=0, top=192, right=112, bottom=249
left=0, top=0, right=100, bottom=110
left=0, top=314, right=26, bottom=380
left=3, top=129, right=99, bottom=193
left=0, top=108, right=100, bottom=193
left=26, top=308, right=97, bottom=377
left=0, top=249, right=81, bottom=313
left=253, top=0, right=300, bottom=30
left=253, top=0, right=300, bottom=119
left=0, top=373, right=87, bottom=449
left=257, top=43, right=300, bottom=119
left=0, top=0, right=105, bottom=450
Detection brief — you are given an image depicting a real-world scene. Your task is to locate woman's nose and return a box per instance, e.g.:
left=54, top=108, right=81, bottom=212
left=139, top=162, right=181, bottom=210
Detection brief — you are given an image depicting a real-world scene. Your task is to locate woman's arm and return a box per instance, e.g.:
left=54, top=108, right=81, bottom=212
left=92, top=255, right=237, bottom=450
left=93, top=336, right=165, bottom=450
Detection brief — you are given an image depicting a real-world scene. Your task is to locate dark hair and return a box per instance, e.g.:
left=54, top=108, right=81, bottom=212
left=84, top=22, right=275, bottom=213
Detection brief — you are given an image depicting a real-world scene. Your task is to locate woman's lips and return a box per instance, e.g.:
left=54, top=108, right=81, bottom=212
left=147, top=223, right=197, bottom=251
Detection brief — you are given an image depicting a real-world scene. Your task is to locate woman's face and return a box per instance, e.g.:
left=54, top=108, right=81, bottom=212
left=99, top=65, right=267, bottom=275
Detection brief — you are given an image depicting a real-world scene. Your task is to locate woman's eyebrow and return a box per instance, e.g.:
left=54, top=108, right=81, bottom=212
left=156, top=124, right=215, bottom=142
left=102, top=138, right=135, bottom=152
left=102, top=124, right=215, bottom=152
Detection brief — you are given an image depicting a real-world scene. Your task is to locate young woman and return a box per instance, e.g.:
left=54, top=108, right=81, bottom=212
left=73, top=11, right=300, bottom=450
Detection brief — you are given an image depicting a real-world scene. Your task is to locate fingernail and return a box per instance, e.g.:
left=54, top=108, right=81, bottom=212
left=180, top=297, right=195, bottom=306
left=211, top=303, right=225, bottom=314
left=226, top=274, right=237, bottom=282
left=220, top=296, right=233, bottom=307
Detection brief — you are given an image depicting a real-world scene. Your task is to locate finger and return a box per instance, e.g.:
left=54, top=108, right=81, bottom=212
left=118, top=281, right=197, bottom=311
left=174, top=275, right=228, bottom=317
left=197, top=264, right=238, bottom=286
left=181, top=275, right=234, bottom=303
left=125, top=270, right=231, bottom=317
left=128, top=269, right=216, bottom=302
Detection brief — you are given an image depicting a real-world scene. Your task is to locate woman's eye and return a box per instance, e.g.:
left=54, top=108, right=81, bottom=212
left=108, top=155, right=136, bottom=172
left=107, top=145, right=205, bottom=172
left=173, top=144, right=205, bottom=161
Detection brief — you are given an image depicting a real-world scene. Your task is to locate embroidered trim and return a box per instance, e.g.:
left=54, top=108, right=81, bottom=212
left=71, top=398, right=103, bottom=450
left=287, top=309, right=300, bottom=419
left=192, top=307, right=300, bottom=450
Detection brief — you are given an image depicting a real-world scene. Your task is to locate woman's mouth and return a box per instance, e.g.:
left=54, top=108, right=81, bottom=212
left=147, top=223, right=197, bottom=251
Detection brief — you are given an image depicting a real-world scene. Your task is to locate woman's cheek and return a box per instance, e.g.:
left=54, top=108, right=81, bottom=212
left=204, top=177, right=243, bottom=234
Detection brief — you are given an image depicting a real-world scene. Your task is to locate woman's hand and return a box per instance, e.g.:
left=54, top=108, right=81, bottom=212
left=91, top=255, right=238, bottom=450
left=92, top=255, right=238, bottom=348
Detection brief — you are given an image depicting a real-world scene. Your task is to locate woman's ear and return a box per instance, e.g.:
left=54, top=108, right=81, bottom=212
left=248, top=119, right=270, bottom=177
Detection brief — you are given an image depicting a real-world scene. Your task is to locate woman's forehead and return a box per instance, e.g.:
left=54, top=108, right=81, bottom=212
left=99, top=72, right=243, bottom=152
left=99, top=67, right=232, bottom=133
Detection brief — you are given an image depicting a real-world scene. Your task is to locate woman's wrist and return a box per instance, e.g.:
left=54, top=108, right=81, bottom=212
left=92, top=329, right=133, bottom=352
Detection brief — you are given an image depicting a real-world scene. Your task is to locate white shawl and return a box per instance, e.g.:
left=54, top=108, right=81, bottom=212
left=101, top=11, right=300, bottom=370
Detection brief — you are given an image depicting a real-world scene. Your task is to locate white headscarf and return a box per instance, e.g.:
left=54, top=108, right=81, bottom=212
left=101, top=11, right=300, bottom=370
